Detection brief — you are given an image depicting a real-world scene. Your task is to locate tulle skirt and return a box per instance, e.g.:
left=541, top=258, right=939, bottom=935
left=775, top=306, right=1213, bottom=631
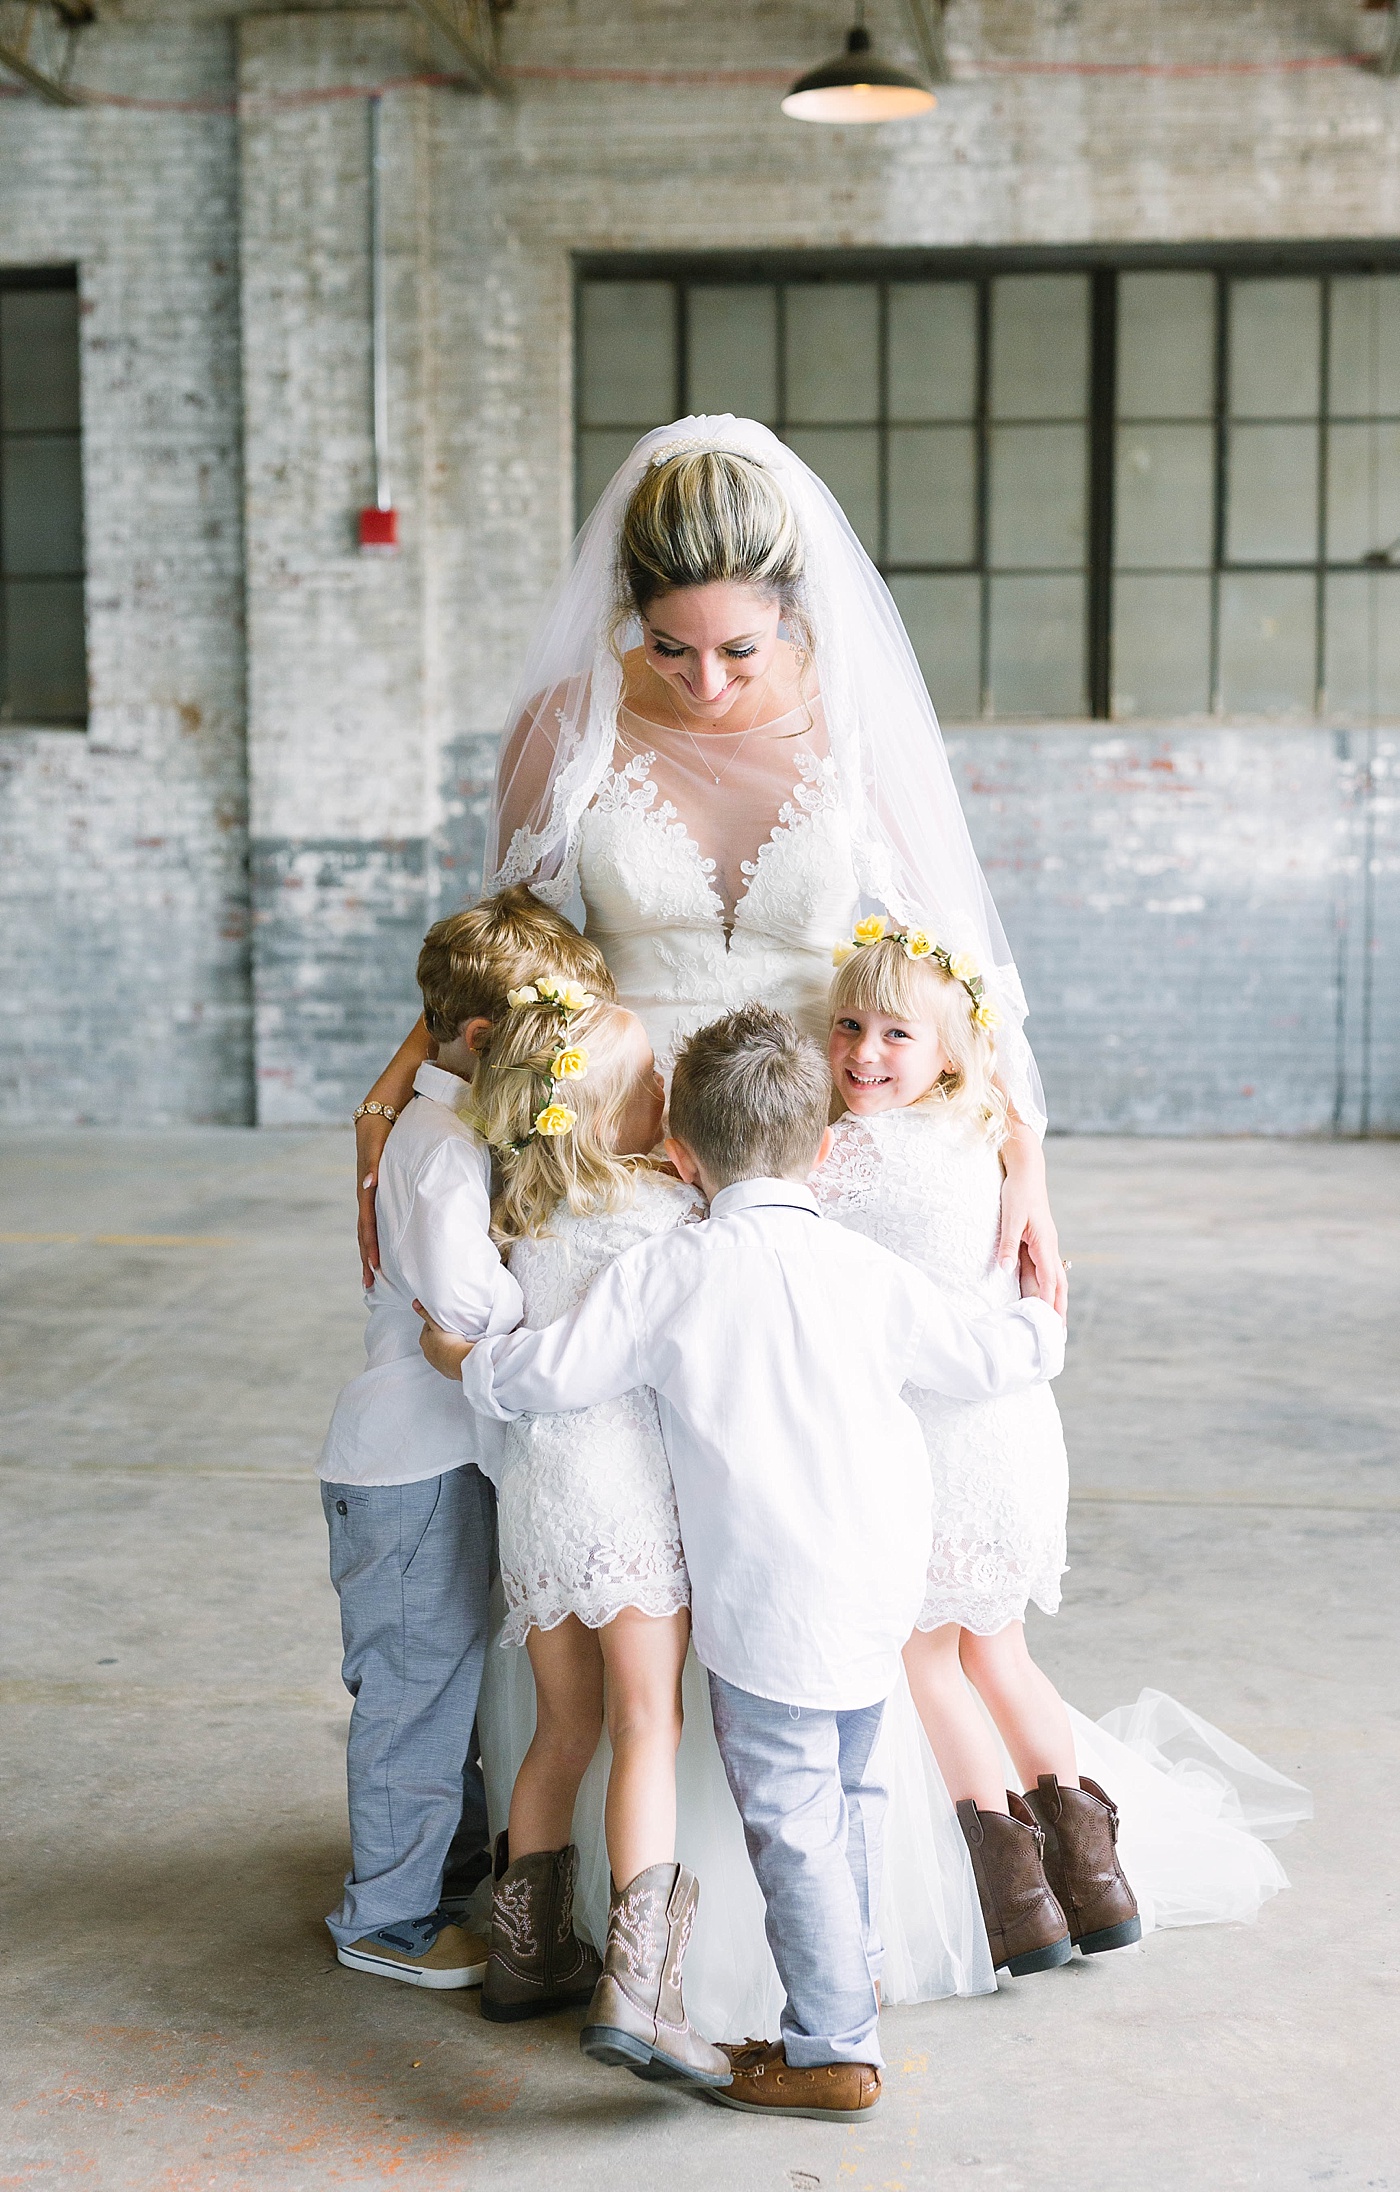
left=478, top=1621, right=1310, bottom=2042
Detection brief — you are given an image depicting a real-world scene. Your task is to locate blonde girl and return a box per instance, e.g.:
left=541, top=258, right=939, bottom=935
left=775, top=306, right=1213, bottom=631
left=466, top=983, right=729, bottom=2084
left=818, top=927, right=1141, bottom=1978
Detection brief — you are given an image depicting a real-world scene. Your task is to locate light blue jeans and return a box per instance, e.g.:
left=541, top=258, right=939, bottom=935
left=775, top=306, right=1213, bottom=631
left=708, top=1673, right=889, bottom=2068
left=321, top=1468, right=496, bottom=1946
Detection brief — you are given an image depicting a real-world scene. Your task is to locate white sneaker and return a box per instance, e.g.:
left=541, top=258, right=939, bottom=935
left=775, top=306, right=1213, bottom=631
left=337, top=1915, right=489, bottom=1989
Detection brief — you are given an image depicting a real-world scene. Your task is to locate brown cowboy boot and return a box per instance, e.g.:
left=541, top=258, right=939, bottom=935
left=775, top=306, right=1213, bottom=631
left=957, top=1793, right=1073, bottom=1976
left=1024, top=1774, right=1142, bottom=1955
left=480, top=1832, right=602, bottom=2022
left=579, top=1862, right=732, bottom=2087
left=707, top=2040, right=881, bottom=2122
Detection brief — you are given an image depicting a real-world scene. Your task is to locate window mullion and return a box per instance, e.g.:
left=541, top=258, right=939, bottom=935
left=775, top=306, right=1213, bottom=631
left=1087, top=269, right=1117, bottom=719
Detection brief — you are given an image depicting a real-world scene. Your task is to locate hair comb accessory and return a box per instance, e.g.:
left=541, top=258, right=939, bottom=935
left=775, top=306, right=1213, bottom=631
left=647, top=435, right=757, bottom=471
left=833, top=916, right=1001, bottom=1029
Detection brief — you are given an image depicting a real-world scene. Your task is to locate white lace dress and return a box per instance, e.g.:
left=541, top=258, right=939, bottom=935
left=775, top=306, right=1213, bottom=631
left=574, top=700, right=860, bottom=1068
left=495, top=1172, right=703, bottom=1645
left=817, top=1106, right=1069, bottom=1634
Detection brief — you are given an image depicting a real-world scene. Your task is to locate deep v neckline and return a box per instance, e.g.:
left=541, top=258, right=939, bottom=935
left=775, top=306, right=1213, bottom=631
left=606, top=738, right=832, bottom=946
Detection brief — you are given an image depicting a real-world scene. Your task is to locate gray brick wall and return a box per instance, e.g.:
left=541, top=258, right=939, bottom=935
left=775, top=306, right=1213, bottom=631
left=0, top=18, right=250, bottom=1123
left=3, top=0, right=1399, bottom=1128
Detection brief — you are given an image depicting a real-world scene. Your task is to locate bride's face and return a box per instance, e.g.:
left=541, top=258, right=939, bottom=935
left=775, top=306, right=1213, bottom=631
left=829, top=1008, right=948, bottom=1115
left=641, top=582, right=783, bottom=723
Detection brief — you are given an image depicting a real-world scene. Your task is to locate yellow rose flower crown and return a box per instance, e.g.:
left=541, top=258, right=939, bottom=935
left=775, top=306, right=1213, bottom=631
left=500, top=977, right=597, bottom=1149
left=833, top=916, right=1001, bottom=1031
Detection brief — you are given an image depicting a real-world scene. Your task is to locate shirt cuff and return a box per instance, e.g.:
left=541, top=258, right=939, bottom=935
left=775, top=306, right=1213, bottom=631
left=1014, top=1295, right=1067, bottom=1376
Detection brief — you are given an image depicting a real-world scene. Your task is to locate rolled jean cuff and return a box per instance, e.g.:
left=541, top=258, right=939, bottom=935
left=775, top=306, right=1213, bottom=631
left=782, top=2017, right=883, bottom=2071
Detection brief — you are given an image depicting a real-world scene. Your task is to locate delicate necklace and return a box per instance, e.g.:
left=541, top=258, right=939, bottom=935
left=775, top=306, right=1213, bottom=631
left=654, top=667, right=773, bottom=789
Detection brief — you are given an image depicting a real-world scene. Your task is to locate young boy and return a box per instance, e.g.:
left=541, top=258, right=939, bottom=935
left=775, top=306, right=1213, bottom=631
left=419, top=1003, right=1064, bottom=2111
left=318, top=885, right=612, bottom=1989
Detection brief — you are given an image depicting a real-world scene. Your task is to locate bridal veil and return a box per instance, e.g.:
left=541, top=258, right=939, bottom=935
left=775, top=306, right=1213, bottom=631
left=486, top=415, right=1047, bottom=1135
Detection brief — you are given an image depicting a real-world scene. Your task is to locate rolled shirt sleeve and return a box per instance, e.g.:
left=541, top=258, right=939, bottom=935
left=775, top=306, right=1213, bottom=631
left=460, top=1256, right=646, bottom=1422
left=902, top=1282, right=1065, bottom=1400
left=398, top=1144, right=524, bottom=1340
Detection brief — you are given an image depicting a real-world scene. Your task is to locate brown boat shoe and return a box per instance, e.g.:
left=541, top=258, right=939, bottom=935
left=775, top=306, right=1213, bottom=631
left=705, top=2039, right=882, bottom=2122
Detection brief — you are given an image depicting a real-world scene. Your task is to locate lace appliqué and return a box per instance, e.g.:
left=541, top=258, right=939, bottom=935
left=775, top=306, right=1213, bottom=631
left=496, top=1175, right=699, bottom=1645
left=593, top=752, right=723, bottom=907
left=737, top=750, right=840, bottom=889
left=819, top=1109, right=1069, bottom=1636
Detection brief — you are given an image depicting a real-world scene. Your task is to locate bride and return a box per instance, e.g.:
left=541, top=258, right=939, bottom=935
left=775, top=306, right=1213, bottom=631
left=355, top=417, right=1064, bottom=1309
left=370, top=419, right=1309, bottom=2036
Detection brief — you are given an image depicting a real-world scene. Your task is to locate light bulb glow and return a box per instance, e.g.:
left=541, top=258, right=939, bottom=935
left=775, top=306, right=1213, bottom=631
left=781, top=82, right=936, bottom=122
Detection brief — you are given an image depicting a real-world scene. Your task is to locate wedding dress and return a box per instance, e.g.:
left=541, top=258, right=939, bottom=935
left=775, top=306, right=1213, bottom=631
left=576, top=698, right=858, bottom=1067
left=474, top=417, right=1309, bottom=2039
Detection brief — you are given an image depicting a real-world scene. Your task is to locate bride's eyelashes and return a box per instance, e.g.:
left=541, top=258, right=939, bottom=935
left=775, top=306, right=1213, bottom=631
left=647, top=639, right=761, bottom=661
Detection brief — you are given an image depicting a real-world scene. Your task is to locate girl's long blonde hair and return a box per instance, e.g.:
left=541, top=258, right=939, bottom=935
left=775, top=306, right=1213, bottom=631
left=472, top=996, right=655, bottom=1243
left=829, top=938, right=1009, bottom=1146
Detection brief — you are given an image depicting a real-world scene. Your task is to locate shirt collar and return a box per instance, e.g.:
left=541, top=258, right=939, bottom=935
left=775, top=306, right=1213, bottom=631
left=708, top=1177, right=821, bottom=1221
left=412, top=1060, right=474, bottom=1115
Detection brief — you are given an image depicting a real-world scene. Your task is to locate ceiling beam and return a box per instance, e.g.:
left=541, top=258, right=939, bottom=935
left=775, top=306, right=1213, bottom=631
left=0, top=1, right=85, bottom=104
left=899, top=0, right=951, bottom=85
left=403, top=0, right=506, bottom=94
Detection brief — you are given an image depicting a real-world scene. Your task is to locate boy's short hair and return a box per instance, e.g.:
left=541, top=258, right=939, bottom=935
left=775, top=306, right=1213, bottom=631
left=417, top=885, right=614, bottom=1043
left=669, top=1003, right=831, bottom=1188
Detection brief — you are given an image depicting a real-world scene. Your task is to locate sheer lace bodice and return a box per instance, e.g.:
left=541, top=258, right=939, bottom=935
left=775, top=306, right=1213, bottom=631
left=816, top=1108, right=1069, bottom=1634
left=495, top=1172, right=703, bottom=1644
left=575, top=697, right=859, bottom=1065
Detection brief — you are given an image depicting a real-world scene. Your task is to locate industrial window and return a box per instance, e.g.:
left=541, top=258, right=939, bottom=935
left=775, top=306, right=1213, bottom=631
left=0, top=270, right=87, bottom=729
left=576, top=259, right=1400, bottom=724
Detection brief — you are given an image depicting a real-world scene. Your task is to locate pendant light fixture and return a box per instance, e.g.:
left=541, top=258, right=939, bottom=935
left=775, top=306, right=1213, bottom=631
left=782, top=4, right=936, bottom=123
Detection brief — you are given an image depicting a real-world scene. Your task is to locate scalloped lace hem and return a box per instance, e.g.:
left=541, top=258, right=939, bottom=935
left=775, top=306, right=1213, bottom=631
left=499, top=1580, right=691, bottom=1648
left=916, top=1575, right=1064, bottom=1636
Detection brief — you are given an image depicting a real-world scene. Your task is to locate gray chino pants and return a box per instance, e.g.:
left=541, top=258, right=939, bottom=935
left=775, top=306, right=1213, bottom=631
left=708, top=1672, right=888, bottom=2068
left=321, top=1468, right=496, bottom=1946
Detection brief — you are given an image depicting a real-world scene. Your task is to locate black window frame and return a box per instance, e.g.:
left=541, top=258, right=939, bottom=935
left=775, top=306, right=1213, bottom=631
left=0, top=263, right=88, bottom=732
left=576, top=243, right=1400, bottom=724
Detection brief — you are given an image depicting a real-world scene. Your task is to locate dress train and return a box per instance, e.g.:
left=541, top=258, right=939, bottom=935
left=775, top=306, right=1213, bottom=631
left=477, top=1618, right=1309, bottom=2043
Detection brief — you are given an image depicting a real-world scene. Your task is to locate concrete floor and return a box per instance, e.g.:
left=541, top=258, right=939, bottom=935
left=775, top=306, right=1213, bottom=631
left=1, top=1131, right=1396, bottom=2192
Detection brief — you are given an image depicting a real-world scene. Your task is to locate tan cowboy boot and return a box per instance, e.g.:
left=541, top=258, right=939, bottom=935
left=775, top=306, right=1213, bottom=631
left=480, top=1833, right=602, bottom=2022
left=957, top=1793, right=1073, bottom=1976
left=1024, top=1775, right=1142, bottom=1954
left=580, top=1862, right=732, bottom=2087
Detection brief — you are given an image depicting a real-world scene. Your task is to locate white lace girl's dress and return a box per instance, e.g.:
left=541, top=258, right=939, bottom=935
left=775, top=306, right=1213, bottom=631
left=493, top=1171, right=702, bottom=1645
left=817, top=1105, right=1069, bottom=1634
left=813, top=1103, right=1310, bottom=1961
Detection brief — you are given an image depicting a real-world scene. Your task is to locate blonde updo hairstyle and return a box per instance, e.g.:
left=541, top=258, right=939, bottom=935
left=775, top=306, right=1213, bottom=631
left=829, top=937, right=1009, bottom=1147
left=613, top=447, right=813, bottom=666
left=472, top=995, right=657, bottom=1244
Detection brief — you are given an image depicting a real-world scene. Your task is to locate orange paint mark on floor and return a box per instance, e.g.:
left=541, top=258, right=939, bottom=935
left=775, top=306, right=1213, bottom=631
left=7, top=2025, right=522, bottom=2191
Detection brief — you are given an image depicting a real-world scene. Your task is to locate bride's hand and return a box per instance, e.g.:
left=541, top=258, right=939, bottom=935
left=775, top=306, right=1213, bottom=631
left=356, top=1111, right=394, bottom=1287
left=999, top=1123, right=1068, bottom=1318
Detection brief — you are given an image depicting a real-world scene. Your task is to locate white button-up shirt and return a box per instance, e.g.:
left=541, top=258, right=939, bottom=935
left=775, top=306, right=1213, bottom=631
left=460, top=1176, right=1064, bottom=1711
left=319, top=1062, right=523, bottom=1488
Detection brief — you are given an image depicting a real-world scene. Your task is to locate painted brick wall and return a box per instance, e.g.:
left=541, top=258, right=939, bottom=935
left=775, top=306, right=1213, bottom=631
left=5, top=0, right=1400, bottom=1128
left=0, top=19, right=250, bottom=1123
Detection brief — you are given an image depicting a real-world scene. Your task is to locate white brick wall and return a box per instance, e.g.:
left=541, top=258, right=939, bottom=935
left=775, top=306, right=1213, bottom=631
left=3, top=0, right=1398, bottom=1125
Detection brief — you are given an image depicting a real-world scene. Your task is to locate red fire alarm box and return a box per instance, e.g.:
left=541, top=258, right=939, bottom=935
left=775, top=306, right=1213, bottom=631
left=359, top=505, right=399, bottom=555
